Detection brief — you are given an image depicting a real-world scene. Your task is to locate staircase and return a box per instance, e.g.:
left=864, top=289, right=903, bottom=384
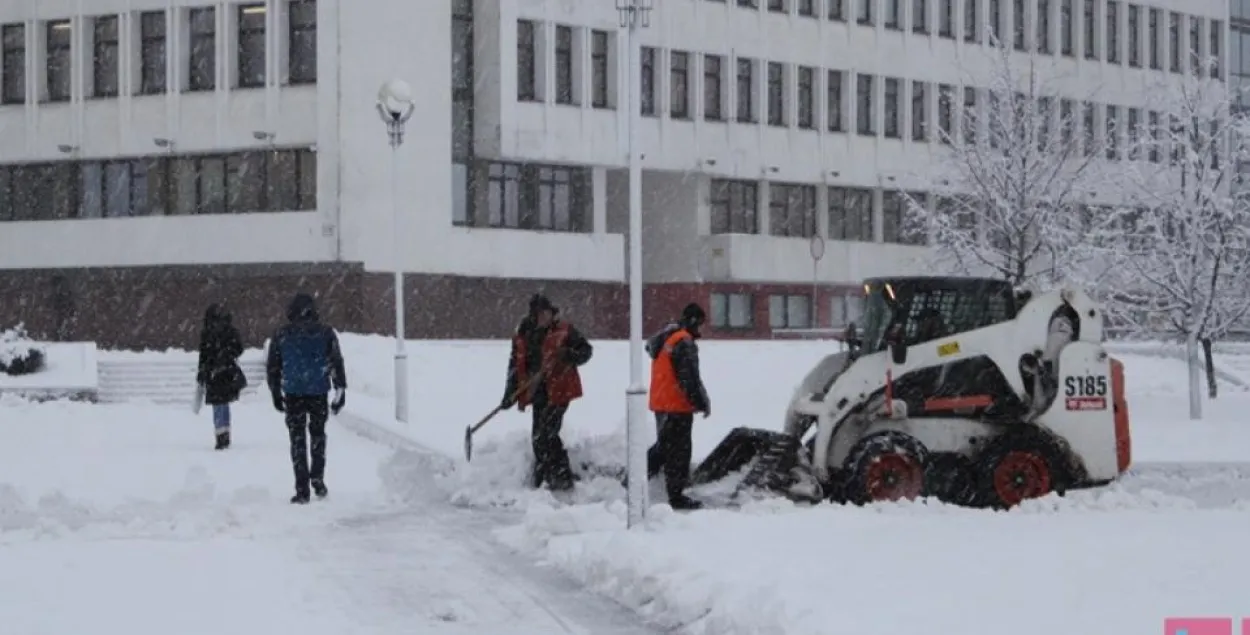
left=97, top=357, right=267, bottom=405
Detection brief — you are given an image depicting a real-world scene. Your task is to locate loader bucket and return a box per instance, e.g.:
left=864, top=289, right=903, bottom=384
left=691, top=427, right=803, bottom=491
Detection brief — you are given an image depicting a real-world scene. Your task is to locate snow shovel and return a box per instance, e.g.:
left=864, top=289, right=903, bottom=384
left=464, top=369, right=545, bottom=463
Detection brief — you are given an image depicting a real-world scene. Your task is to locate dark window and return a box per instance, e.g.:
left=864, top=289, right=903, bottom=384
left=1148, top=8, right=1159, bottom=69
left=1106, top=0, right=1119, bottom=62
left=671, top=51, right=690, bottom=118
left=1037, top=0, right=1050, bottom=52
left=1, top=24, right=26, bottom=104
left=1082, top=101, right=1095, bottom=156
left=858, top=0, right=874, bottom=26
left=46, top=21, right=72, bottom=102
left=517, top=20, right=537, bottom=101
left=1148, top=110, right=1160, bottom=162
left=964, top=0, right=978, bottom=41
left=1013, top=0, right=1025, bottom=50
left=963, top=86, right=976, bottom=144
left=485, top=162, right=591, bottom=232
left=857, top=73, right=874, bottom=136
left=1189, top=16, right=1200, bottom=74
left=710, top=292, right=754, bottom=329
left=1168, top=12, right=1179, bottom=72
left=1060, top=98, right=1075, bottom=146
left=828, top=186, right=874, bottom=241
left=913, top=0, right=928, bottom=33
left=1105, top=104, right=1118, bottom=159
left=884, top=77, right=900, bottom=138
left=1209, top=20, right=1221, bottom=78
left=767, top=62, right=785, bottom=126
left=799, top=0, right=816, bottom=17
left=769, top=294, right=812, bottom=329
left=709, top=178, right=759, bottom=234
left=738, top=0, right=759, bottom=7
left=1127, top=4, right=1139, bottom=67
left=555, top=25, right=573, bottom=104
left=768, top=0, right=787, bottom=13
left=769, top=183, right=817, bottom=237
left=989, top=0, right=1002, bottom=42
left=939, top=0, right=954, bottom=37
left=882, top=191, right=925, bottom=244
left=452, top=0, right=474, bottom=165
left=289, top=0, right=316, bottom=84
left=938, top=83, right=953, bottom=142
left=641, top=46, right=656, bottom=115
left=1127, top=106, right=1140, bottom=160
left=1061, top=0, right=1074, bottom=54
left=93, top=16, right=119, bottom=97
left=188, top=7, right=216, bottom=92
left=736, top=57, right=755, bottom=122
left=704, top=54, right=723, bottom=121
left=885, top=0, right=901, bottom=29
left=912, top=80, right=926, bottom=141
left=829, top=0, right=845, bottom=21
left=827, top=70, right=843, bottom=132
left=139, top=12, right=166, bottom=94
left=797, top=66, right=814, bottom=128
left=591, top=30, right=609, bottom=108
left=237, top=5, right=265, bottom=88
left=1084, top=0, right=1097, bottom=60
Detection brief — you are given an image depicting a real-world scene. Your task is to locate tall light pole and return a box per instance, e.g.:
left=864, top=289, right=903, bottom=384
left=617, top=0, right=652, bottom=529
left=376, top=79, right=415, bottom=424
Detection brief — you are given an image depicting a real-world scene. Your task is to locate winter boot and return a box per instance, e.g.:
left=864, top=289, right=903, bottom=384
left=290, top=491, right=311, bottom=504
left=668, top=493, right=703, bottom=511
left=311, top=479, right=328, bottom=499
left=214, top=430, right=230, bottom=450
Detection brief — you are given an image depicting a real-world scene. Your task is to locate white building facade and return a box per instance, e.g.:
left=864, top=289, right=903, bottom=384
left=0, top=0, right=1228, bottom=346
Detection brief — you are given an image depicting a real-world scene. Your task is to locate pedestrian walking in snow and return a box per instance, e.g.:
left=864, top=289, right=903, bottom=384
left=645, top=303, right=711, bottom=510
left=500, top=294, right=593, bottom=491
left=196, top=304, right=246, bottom=451
left=265, top=293, right=347, bottom=504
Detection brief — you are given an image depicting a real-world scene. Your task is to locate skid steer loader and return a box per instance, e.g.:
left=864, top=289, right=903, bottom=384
left=692, top=276, right=1133, bottom=509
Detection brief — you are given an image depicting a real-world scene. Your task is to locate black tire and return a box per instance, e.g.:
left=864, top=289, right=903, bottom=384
left=923, top=453, right=978, bottom=506
left=844, top=431, right=929, bottom=505
left=974, top=430, right=1070, bottom=509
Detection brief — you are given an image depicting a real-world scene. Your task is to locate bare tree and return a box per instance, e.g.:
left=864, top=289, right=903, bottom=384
left=904, top=42, right=1119, bottom=290
left=1106, top=58, right=1250, bottom=419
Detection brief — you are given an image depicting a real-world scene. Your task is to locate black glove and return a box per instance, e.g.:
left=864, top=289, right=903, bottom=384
left=331, top=389, right=346, bottom=415
left=272, top=393, right=285, bottom=413
left=701, top=403, right=711, bottom=419
left=500, top=394, right=515, bottom=410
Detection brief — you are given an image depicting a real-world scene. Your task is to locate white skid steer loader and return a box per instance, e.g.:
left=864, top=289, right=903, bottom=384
left=692, top=276, right=1133, bottom=509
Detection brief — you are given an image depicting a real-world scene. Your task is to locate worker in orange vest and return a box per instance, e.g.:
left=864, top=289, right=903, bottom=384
left=644, top=302, right=711, bottom=510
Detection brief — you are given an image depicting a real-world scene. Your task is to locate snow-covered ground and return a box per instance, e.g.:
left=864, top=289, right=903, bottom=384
left=7, top=336, right=1249, bottom=635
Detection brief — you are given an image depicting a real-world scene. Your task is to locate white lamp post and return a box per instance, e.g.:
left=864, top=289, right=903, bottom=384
left=376, top=79, right=416, bottom=424
left=617, top=0, right=652, bottom=530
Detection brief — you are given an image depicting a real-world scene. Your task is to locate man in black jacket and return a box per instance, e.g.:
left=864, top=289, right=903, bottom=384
left=644, top=303, right=711, bottom=510
left=266, top=293, right=348, bottom=504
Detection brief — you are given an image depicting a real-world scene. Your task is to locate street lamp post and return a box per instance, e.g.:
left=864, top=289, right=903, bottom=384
left=617, top=0, right=652, bottom=529
left=376, top=79, right=416, bottom=424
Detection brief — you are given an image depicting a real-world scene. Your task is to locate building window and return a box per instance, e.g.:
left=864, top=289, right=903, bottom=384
left=770, top=295, right=812, bottom=329
left=736, top=57, right=755, bottom=122
left=1126, top=107, right=1140, bottom=160
left=641, top=46, right=656, bottom=115
left=1060, top=98, right=1075, bottom=146
left=1127, top=4, right=1139, bottom=67
left=711, top=292, right=754, bottom=329
left=767, top=62, right=785, bottom=126
left=939, top=0, right=954, bottom=37
left=289, top=0, right=316, bottom=84
left=1106, top=0, right=1119, bottom=63
left=1, top=23, right=25, bottom=104
left=769, top=183, right=817, bottom=237
left=92, top=16, right=119, bottom=97
left=799, top=0, right=816, bottom=17
left=739, top=0, right=759, bottom=7
left=829, top=0, right=844, bottom=21
left=704, top=54, right=723, bottom=121
left=554, top=25, right=574, bottom=105
left=828, top=186, right=874, bottom=241
left=671, top=50, right=690, bottom=119
left=963, top=86, right=977, bottom=144
left=884, top=77, right=900, bottom=138
left=1147, top=110, right=1160, bottom=163
left=139, top=12, right=166, bottom=94
left=988, top=0, right=1001, bottom=42
left=517, top=20, right=537, bottom=101
left=1148, top=8, right=1160, bottom=69
left=1, top=164, right=78, bottom=220
left=188, top=7, right=216, bottom=92
left=964, top=0, right=978, bottom=41
left=832, top=294, right=865, bottom=327
left=1083, top=0, right=1097, bottom=60
left=1082, top=101, right=1095, bottom=156
left=827, top=70, right=844, bottom=132
left=885, top=0, right=901, bottom=29
left=484, top=162, right=590, bottom=232
left=1013, top=0, right=1025, bottom=50
left=710, top=178, right=759, bottom=234
left=1168, top=12, right=1179, bottom=72
left=882, top=191, right=924, bottom=244
left=591, top=30, right=609, bottom=108
left=913, top=0, right=928, bottom=33
left=797, top=65, right=814, bottom=129
left=1209, top=20, right=1221, bottom=78
left=1060, top=0, right=1073, bottom=55
left=1105, top=104, right=1118, bottom=159
left=938, top=83, right=953, bottom=141
left=45, top=21, right=71, bottom=102
left=1188, top=16, right=1200, bottom=75
left=912, top=81, right=927, bottom=141
left=768, top=0, right=788, bottom=13
left=856, top=73, right=874, bottom=136
left=236, top=5, right=265, bottom=88
left=858, top=0, right=874, bottom=25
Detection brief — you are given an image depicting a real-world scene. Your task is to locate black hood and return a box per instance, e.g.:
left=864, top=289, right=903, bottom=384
left=646, top=323, right=683, bottom=360
left=203, top=303, right=232, bottom=330
left=287, top=293, right=320, bottom=323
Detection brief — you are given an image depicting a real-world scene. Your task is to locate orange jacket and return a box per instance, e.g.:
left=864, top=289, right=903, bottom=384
left=648, top=327, right=707, bottom=414
left=509, top=320, right=588, bottom=407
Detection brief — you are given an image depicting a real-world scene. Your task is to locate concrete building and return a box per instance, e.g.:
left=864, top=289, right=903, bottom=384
left=0, top=0, right=1228, bottom=347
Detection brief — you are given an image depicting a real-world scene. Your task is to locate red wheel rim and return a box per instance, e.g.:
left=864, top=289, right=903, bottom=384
left=863, top=454, right=924, bottom=501
left=992, top=451, right=1052, bottom=507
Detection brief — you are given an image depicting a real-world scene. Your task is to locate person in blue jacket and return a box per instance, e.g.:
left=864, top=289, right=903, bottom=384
left=266, top=293, right=347, bottom=504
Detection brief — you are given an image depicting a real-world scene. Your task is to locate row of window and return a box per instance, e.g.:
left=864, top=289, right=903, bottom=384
left=710, top=0, right=1221, bottom=77
left=516, top=21, right=615, bottom=108
left=710, top=180, right=928, bottom=244
left=0, top=0, right=316, bottom=105
left=0, top=149, right=317, bottom=221
left=709, top=291, right=865, bottom=330
left=451, top=160, right=594, bottom=233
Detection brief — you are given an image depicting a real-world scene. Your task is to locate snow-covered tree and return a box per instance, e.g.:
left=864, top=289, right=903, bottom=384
left=904, top=42, right=1120, bottom=289
left=1105, top=58, right=1250, bottom=418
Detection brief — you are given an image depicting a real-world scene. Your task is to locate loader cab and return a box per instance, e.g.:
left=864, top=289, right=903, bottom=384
left=855, top=276, right=1018, bottom=362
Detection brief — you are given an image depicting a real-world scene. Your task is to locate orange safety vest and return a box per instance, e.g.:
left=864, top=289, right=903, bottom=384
left=512, top=321, right=584, bottom=407
left=649, top=329, right=697, bottom=414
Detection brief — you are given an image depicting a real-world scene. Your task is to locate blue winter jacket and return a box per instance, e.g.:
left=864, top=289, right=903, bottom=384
left=266, top=293, right=347, bottom=398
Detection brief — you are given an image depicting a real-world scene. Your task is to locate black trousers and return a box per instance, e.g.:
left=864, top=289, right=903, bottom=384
left=285, top=395, right=328, bottom=494
left=647, top=413, right=694, bottom=498
left=531, top=402, right=573, bottom=488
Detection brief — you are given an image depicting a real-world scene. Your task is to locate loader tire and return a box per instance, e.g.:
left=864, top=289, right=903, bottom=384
left=974, top=431, right=1069, bottom=509
left=844, top=431, right=929, bottom=505
left=923, top=453, right=978, bottom=507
